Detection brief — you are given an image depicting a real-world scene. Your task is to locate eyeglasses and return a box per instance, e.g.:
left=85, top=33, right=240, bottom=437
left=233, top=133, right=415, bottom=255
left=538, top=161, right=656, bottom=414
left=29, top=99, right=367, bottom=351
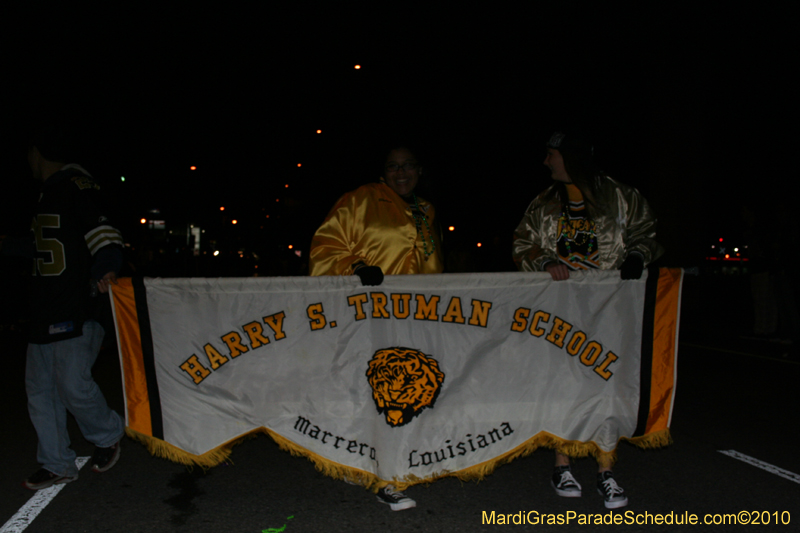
left=385, top=162, right=419, bottom=172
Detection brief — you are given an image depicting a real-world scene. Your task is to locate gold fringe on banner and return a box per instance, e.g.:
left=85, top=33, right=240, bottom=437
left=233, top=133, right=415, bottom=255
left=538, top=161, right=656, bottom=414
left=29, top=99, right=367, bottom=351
left=125, top=428, right=247, bottom=469
left=126, top=426, right=671, bottom=490
left=625, top=428, right=673, bottom=450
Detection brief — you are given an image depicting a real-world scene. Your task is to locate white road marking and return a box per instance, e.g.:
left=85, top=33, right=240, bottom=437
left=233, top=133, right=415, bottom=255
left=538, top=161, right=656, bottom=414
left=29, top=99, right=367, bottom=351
left=718, top=450, right=800, bottom=484
left=1, top=457, right=90, bottom=533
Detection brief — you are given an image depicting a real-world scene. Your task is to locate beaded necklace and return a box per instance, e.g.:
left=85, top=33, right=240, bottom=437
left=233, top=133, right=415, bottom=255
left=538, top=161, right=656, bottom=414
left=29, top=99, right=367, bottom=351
left=412, top=193, right=436, bottom=260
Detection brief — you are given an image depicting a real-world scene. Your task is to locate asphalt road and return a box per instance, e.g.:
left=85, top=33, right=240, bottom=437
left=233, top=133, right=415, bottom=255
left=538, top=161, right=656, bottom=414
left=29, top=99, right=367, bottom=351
left=2, top=276, right=799, bottom=532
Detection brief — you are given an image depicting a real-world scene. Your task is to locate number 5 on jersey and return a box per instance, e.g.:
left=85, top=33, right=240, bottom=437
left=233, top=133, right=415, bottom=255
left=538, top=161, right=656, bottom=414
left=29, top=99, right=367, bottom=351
left=32, top=214, right=66, bottom=276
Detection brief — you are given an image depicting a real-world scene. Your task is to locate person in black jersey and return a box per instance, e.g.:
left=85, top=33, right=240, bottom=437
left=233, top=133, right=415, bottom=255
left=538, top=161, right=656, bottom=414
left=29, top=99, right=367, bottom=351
left=22, top=126, right=126, bottom=490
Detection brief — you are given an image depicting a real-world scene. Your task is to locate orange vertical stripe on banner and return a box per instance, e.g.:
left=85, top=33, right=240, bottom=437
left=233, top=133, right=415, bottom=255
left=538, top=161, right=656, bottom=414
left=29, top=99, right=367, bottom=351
left=645, top=268, right=683, bottom=434
left=112, top=278, right=153, bottom=436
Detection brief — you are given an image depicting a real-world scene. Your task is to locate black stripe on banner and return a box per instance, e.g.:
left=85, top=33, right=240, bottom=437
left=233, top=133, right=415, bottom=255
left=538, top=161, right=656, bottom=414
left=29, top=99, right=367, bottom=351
left=133, top=277, right=164, bottom=440
left=633, top=266, right=658, bottom=437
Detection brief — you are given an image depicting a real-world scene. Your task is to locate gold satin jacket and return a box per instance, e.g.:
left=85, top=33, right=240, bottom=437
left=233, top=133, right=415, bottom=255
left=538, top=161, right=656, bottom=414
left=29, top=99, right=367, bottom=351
left=512, top=175, right=664, bottom=271
left=309, top=182, right=444, bottom=276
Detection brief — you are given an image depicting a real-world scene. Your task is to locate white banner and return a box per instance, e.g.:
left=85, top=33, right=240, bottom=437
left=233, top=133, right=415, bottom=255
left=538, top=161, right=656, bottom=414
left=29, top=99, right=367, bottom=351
left=112, top=269, right=681, bottom=486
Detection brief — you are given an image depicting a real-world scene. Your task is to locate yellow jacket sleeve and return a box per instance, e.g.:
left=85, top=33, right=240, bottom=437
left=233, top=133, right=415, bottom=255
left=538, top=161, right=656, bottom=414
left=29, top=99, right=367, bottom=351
left=308, top=189, right=364, bottom=276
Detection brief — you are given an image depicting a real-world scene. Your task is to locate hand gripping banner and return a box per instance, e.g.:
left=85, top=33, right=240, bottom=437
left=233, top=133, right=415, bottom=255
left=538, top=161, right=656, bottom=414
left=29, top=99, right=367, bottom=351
left=110, top=268, right=682, bottom=490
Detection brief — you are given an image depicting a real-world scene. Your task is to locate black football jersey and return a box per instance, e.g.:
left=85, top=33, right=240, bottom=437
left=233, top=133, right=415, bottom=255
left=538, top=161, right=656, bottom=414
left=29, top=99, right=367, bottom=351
left=29, top=166, right=123, bottom=343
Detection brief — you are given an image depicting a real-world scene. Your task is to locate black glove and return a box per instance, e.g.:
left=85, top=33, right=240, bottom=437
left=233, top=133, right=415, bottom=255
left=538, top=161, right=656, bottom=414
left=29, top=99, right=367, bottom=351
left=620, top=254, right=644, bottom=280
left=354, top=264, right=384, bottom=286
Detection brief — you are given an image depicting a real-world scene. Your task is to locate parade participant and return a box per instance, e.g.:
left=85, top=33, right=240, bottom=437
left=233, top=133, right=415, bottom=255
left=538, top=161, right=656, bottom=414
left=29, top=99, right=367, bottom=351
left=309, top=144, right=443, bottom=510
left=310, top=145, right=443, bottom=283
left=512, top=130, right=663, bottom=509
left=23, top=128, right=126, bottom=490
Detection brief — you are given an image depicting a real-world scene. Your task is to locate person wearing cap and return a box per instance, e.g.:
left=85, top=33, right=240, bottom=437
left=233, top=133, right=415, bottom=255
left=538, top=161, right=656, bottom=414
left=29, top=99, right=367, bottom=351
left=512, top=130, right=663, bottom=509
left=21, top=125, right=126, bottom=491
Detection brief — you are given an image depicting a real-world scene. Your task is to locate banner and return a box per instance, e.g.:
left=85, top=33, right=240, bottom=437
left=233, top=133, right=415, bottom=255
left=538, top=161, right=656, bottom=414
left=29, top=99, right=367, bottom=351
left=111, top=268, right=682, bottom=489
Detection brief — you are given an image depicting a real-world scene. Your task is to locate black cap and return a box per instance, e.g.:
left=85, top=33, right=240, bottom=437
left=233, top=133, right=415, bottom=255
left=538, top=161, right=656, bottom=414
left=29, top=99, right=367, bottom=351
left=546, top=131, right=594, bottom=158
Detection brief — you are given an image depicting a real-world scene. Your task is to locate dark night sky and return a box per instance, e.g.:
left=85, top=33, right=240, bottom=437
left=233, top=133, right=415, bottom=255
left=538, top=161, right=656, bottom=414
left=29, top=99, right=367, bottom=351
left=4, top=4, right=793, bottom=272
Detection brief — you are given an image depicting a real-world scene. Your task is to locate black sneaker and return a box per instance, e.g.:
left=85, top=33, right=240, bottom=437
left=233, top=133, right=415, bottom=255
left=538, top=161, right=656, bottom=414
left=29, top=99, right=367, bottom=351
left=597, top=471, right=628, bottom=509
left=24, top=468, right=78, bottom=490
left=91, top=440, right=121, bottom=473
left=551, top=465, right=581, bottom=497
left=376, top=485, right=416, bottom=511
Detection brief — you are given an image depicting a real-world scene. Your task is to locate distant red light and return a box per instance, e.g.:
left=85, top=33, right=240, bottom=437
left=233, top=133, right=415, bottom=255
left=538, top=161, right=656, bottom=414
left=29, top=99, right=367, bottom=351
left=705, top=256, right=749, bottom=262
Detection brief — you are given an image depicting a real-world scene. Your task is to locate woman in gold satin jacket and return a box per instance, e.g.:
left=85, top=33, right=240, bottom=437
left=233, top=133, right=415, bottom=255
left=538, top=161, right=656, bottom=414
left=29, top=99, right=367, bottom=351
left=309, top=146, right=443, bottom=284
left=307, top=145, right=442, bottom=511
left=512, top=130, right=664, bottom=509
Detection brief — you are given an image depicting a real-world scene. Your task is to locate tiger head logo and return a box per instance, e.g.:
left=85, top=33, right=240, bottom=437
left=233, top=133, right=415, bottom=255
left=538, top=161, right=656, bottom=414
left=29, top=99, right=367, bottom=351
left=366, top=347, right=445, bottom=427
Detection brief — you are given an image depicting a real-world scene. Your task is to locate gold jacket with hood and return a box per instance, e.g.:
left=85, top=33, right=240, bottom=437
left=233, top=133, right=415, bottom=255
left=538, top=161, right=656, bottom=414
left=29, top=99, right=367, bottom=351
left=310, top=181, right=444, bottom=276
left=513, top=175, right=663, bottom=271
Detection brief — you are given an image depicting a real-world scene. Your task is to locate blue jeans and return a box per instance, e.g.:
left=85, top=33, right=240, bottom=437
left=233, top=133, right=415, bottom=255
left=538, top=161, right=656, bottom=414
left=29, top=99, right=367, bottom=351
left=26, top=320, right=125, bottom=477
